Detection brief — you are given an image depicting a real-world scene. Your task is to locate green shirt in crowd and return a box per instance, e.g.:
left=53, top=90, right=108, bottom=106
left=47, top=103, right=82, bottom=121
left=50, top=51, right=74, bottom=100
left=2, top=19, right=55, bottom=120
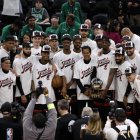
left=57, top=21, right=80, bottom=41
left=60, top=2, right=83, bottom=23
left=21, top=24, right=42, bottom=37
left=45, top=26, right=58, bottom=35
left=1, top=25, right=19, bottom=41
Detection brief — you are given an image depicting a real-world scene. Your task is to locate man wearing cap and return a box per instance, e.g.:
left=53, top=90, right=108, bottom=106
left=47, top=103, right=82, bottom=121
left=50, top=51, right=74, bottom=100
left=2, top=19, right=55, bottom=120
left=57, top=13, right=80, bottom=42
left=79, top=24, right=97, bottom=51
left=32, top=45, right=67, bottom=105
left=1, top=20, right=22, bottom=42
left=72, top=34, right=83, bottom=59
left=0, top=102, right=23, bottom=140
left=93, top=23, right=116, bottom=50
left=125, top=66, right=140, bottom=127
left=13, top=42, right=35, bottom=107
left=0, top=57, right=16, bottom=107
left=48, top=34, right=60, bottom=61
left=53, top=34, right=79, bottom=114
left=102, top=47, right=135, bottom=111
left=121, top=27, right=140, bottom=53
left=0, top=35, right=15, bottom=67
left=94, top=35, right=115, bottom=123
left=21, top=15, right=42, bottom=37
left=104, top=108, right=138, bottom=140
left=31, top=30, right=42, bottom=56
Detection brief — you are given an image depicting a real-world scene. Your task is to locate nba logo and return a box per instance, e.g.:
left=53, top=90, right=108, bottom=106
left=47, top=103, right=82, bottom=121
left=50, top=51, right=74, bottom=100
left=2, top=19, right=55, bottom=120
left=7, top=128, right=13, bottom=140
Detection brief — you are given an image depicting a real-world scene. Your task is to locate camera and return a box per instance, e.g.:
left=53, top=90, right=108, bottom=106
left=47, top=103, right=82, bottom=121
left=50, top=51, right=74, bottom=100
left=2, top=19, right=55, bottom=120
left=11, top=102, right=25, bottom=120
left=108, top=100, right=117, bottom=120
left=36, top=81, right=45, bottom=98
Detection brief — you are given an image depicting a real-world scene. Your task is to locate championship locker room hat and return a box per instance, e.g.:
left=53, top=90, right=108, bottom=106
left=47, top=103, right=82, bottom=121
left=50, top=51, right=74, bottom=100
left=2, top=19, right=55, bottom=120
left=80, top=24, right=89, bottom=30
left=41, top=45, right=51, bottom=52
left=115, top=43, right=124, bottom=48
left=122, top=35, right=131, bottom=41
left=125, top=41, right=134, bottom=48
left=1, top=57, right=10, bottom=63
left=115, top=47, right=125, bottom=55
left=125, top=66, right=136, bottom=75
left=61, top=34, right=72, bottom=41
left=1, top=102, right=11, bottom=113
left=22, top=42, right=32, bottom=48
left=93, top=23, right=103, bottom=29
left=49, top=34, right=58, bottom=41
left=32, top=31, right=42, bottom=37
left=73, top=34, right=82, bottom=41
left=4, top=35, right=16, bottom=42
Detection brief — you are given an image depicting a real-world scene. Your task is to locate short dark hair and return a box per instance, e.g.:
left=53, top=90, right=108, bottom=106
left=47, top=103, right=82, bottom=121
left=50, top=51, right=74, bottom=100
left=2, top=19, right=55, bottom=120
left=82, top=45, right=91, bottom=53
left=57, top=99, right=69, bottom=110
left=115, top=108, right=126, bottom=123
left=32, top=113, right=47, bottom=128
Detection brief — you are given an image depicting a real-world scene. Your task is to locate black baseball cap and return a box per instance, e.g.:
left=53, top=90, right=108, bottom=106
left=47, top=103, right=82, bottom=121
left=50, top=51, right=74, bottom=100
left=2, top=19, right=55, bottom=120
left=1, top=57, right=10, bottom=63
left=73, top=34, right=82, bottom=41
left=80, top=24, right=89, bottom=30
left=115, top=47, right=125, bottom=55
left=49, top=34, right=58, bottom=41
left=93, top=23, right=103, bottom=29
left=4, top=35, right=16, bottom=42
left=32, top=31, right=42, bottom=37
left=122, top=35, right=131, bottom=41
left=22, top=42, right=32, bottom=48
left=125, top=67, right=136, bottom=75
left=61, top=34, right=72, bottom=41
left=41, top=45, right=51, bottom=52
left=125, top=41, right=134, bottom=48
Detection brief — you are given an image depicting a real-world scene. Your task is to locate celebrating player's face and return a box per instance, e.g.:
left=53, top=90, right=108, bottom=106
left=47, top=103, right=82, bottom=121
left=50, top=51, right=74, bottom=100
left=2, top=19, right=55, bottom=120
left=23, top=47, right=31, bottom=57
left=82, top=48, right=91, bottom=61
left=73, top=39, right=82, bottom=50
left=79, top=29, right=89, bottom=38
left=125, top=47, right=134, bottom=56
left=115, top=54, right=124, bottom=64
left=4, top=41, right=15, bottom=51
left=1, top=60, right=11, bottom=71
left=49, top=40, right=58, bottom=50
left=32, top=37, right=41, bottom=46
left=62, top=40, right=71, bottom=51
left=41, top=51, right=50, bottom=61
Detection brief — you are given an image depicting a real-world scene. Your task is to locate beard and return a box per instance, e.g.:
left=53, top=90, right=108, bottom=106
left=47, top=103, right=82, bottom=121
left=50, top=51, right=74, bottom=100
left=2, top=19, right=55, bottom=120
left=23, top=51, right=31, bottom=57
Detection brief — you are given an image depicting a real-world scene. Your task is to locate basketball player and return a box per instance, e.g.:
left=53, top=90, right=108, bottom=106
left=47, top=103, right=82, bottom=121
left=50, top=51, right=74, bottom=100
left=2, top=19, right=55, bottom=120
left=0, top=35, right=15, bottom=67
left=48, top=34, right=60, bottom=61
left=32, top=45, right=67, bottom=105
left=13, top=42, right=34, bottom=107
left=0, top=57, right=16, bottom=107
left=73, top=45, right=97, bottom=116
left=31, top=30, right=42, bottom=56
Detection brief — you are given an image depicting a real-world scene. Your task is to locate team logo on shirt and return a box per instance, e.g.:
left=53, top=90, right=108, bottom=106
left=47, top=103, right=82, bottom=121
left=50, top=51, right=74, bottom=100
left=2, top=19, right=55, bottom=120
left=61, top=58, right=75, bottom=69
left=37, top=68, right=52, bottom=80
left=81, top=66, right=94, bottom=79
left=116, top=69, right=123, bottom=81
left=21, top=62, right=32, bottom=73
left=97, top=58, right=110, bottom=70
left=132, top=88, right=139, bottom=97
left=0, top=78, right=14, bottom=89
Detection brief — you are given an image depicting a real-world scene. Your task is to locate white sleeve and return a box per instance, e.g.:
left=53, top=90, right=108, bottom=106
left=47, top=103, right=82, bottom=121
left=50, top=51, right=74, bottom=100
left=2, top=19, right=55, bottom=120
left=56, top=64, right=64, bottom=76
left=73, top=62, right=80, bottom=79
left=125, top=119, right=138, bottom=139
left=110, top=56, right=118, bottom=69
left=13, top=59, right=21, bottom=76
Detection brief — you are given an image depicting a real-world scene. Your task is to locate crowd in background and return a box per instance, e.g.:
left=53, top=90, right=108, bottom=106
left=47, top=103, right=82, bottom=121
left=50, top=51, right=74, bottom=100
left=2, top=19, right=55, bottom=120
left=0, top=0, right=140, bottom=140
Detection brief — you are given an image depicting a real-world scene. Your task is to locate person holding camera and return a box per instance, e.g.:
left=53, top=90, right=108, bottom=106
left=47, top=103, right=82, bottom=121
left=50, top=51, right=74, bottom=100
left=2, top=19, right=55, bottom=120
left=80, top=109, right=105, bottom=140
left=23, top=87, right=57, bottom=140
left=103, top=108, right=138, bottom=140
left=0, top=102, right=23, bottom=140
